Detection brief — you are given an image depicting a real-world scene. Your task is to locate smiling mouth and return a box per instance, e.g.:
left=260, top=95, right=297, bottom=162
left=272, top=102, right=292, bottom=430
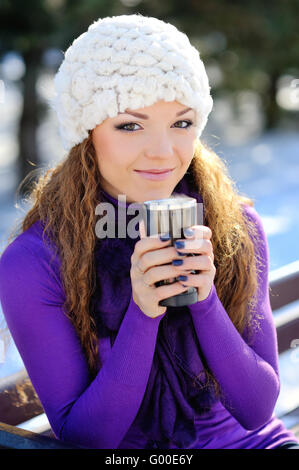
left=134, top=169, right=174, bottom=174
left=134, top=169, right=174, bottom=181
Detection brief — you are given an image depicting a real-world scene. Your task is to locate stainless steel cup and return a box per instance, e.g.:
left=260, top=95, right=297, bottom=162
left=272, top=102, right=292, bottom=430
left=141, top=195, right=200, bottom=307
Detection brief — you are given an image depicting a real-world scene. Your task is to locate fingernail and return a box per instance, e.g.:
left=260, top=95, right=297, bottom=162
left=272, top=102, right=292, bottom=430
left=184, top=228, right=194, bottom=237
left=172, top=259, right=183, bottom=266
left=175, top=240, right=185, bottom=249
left=160, top=233, right=171, bottom=241
left=177, top=251, right=186, bottom=256
left=178, top=275, right=188, bottom=281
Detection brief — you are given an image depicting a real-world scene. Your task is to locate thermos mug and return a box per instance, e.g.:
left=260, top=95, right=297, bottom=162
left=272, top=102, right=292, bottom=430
left=141, top=195, right=201, bottom=307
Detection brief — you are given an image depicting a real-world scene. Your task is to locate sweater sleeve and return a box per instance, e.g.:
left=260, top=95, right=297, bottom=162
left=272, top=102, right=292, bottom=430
left=188, top=205, right=280, bottom=430
left=0, top=238, right=164, bottom=449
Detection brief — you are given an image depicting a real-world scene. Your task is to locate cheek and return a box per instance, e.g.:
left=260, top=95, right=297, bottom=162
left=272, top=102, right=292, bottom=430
left=94, top=136, right=136, bottom=173
left=180, top=138, right=196, bottom=164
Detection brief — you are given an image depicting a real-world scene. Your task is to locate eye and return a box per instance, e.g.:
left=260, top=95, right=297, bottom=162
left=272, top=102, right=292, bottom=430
left=114, top=122, right=141, bottom=132
left=114, top=119, right=193, bottom=132
left=172, top=120, right=193, bottom=129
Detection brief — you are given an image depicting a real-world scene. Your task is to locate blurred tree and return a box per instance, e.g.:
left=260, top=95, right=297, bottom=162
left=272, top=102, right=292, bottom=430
left=0, top=0, right=55, bottom=196
left=0, top=0, right=121, bottom=196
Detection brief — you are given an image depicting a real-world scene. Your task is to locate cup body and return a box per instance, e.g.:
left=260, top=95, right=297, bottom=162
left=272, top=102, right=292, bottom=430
left=141, top=195, right=200, bottom=307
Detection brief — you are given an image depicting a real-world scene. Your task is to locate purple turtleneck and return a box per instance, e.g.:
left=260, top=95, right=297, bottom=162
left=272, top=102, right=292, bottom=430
left=0, top=180, right=297, bottom=449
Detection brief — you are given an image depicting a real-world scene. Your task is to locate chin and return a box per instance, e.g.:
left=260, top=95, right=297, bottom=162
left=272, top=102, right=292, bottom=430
left=142, top=193, right=172, bottom=203
left=128, top=185, right=175, bottom=204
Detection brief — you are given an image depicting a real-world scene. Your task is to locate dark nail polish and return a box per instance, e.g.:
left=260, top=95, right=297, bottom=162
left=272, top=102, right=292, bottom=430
left=177, top=251, right=186, bottom=256
left=178, top=275, right=188, bottom=281
left=175, top=240, right=185, bottom=249
left=172, top=259, right=183, bottom=266
left=160, top=234, right=171, bottom=241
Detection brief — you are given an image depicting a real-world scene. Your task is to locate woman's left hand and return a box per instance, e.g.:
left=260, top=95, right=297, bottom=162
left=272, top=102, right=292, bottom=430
left=174, top=225, right=216, bottom=302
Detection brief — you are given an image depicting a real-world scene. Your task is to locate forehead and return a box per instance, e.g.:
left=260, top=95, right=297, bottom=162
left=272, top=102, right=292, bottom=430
left=92, top=100, right=195, bottom=132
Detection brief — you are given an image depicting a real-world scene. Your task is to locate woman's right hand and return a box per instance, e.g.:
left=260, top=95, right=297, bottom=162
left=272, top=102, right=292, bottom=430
left=130, top=220, right=188, bottom=319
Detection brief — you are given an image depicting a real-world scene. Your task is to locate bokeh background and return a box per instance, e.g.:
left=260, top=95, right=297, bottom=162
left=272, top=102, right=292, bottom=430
left=0, top=0, right=299, bottom=425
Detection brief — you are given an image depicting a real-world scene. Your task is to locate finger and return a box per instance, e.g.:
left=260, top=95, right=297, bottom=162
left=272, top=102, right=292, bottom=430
left=141, top=245, right=187, bottom=273
left=173, top=254, right=214, bottom=272
left=144, top=260, right=194, bottom=285
left=156, top=280, right=190, bottom=302
left=177, top=270, right=213, bottom=288
left=132, top=234, right=172, bottom=266
left=175, top=238, right=213, bottom=256
left=183, top=225, right=212, bottom=240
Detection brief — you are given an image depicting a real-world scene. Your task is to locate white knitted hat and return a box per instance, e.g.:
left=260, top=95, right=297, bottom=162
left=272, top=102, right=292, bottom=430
left=52, top=14, right=213, bottom=151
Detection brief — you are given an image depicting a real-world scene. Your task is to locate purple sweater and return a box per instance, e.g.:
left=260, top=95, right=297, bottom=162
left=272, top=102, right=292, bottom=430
left=0, top=190, right=298, bottom=449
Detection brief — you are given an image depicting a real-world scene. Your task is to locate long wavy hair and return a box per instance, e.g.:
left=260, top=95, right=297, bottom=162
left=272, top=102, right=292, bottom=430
left=6, top=134, right=264, bottom=392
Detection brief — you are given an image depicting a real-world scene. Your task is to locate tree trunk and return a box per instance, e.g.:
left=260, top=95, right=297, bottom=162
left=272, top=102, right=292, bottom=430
left=17, top=49, right=41, bottom=197
left=263, top=71, right=281, bottom=131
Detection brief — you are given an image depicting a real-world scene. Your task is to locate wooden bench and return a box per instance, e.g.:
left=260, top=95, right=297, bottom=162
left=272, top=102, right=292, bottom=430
left=0, top=260, right=299, bottom=448
left=270, top=260, right=299, bottom=441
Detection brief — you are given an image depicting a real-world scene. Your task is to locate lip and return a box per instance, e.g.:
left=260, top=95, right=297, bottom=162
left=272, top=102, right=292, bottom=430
left=134, top=169, right=174, bottom=181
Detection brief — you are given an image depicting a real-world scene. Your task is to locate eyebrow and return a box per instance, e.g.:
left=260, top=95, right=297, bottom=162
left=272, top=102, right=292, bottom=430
left=118, top=107, right=194, bottom=119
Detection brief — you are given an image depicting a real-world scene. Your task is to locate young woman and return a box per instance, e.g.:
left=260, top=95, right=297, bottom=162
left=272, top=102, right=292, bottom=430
left=0, top=14, right=298, bottom=450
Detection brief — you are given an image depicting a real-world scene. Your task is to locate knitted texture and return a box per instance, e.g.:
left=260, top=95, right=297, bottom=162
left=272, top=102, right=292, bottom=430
left=51, top=14, right=213, bottom=151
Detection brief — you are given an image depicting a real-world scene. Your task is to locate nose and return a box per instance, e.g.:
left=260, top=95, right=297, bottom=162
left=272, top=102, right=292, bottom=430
left=144, top=132, right=175, bottom=160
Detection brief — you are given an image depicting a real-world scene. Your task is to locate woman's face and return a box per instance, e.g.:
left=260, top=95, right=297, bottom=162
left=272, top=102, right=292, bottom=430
left=92, top=100, right=197, bottom=203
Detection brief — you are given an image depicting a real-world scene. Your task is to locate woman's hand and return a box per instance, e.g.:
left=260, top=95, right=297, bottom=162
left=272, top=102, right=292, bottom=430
left=175, top=225, right=216, bottom=302
left=130, top=220, right=191, bottom=319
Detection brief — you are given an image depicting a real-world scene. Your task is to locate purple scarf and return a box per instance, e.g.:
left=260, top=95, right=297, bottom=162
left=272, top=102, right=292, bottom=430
left=92, top=175, right=216, bottom=447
